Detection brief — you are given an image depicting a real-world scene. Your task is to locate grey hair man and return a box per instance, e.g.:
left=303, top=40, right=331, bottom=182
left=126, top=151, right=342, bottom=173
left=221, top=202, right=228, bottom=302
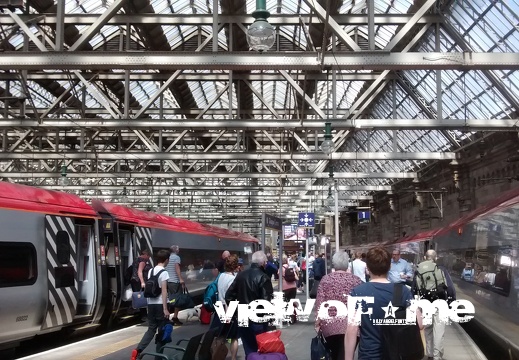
left=413, top=249, right=455, bottom=360
left=166, top=245, right=184, bottom=326
left=225, top=250, right=273, bottom=357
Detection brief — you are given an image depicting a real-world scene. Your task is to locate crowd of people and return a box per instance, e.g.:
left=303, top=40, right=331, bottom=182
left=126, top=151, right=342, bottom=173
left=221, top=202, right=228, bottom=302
left=128, top=245, right=455, bottom=360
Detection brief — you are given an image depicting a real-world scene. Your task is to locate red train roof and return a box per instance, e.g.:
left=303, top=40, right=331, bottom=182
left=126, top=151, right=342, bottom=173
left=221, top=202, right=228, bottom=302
left=92, top=200, right=258, bottom=243
left=438, top=184, right=519, bottom=235
left=0, top=181, right=98, bottom=218
left=395, top=228, right=440, bottom=244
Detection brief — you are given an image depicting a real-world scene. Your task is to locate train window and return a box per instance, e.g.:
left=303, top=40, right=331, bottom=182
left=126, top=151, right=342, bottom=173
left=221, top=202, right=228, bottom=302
left=56, top=231, right=71, bottom=265
left=0, top=242, right=37, bottom=287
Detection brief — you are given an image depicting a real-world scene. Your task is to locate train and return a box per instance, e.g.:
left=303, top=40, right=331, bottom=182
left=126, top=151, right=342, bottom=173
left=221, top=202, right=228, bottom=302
left=0, top=181, right=258, bottom=353
left=346, top=185, right=519, bottom=359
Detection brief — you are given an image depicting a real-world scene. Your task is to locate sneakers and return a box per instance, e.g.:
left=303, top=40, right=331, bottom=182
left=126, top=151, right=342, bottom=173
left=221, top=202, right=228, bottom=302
left=172, top=317, right=183, bottom=326
left=130, top=349, right=140, bottom=360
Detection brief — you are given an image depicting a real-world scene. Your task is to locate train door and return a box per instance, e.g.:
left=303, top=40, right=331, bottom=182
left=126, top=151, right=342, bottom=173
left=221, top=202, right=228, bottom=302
left=42, top=215, right=78, bottom=329
left=119, top=229, right=134, bottom=282
left=75, top=223, right=96, bottom=316
left=135, top=227, right=154, bottom=266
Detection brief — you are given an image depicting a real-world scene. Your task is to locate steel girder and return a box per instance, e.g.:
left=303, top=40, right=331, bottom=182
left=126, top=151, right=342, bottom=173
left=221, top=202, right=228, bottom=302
left=0, top=151, right=456, bottom=161
left=0, top=14, right=442, bottom=26
left=0, top=172, right=417, bottom=179
left=0, top=52, right=516, bottom=71
left=0, top=118, right=516, bottom=130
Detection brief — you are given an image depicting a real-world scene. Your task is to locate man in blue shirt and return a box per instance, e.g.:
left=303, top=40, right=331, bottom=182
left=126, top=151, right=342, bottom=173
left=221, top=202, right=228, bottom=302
left=388, top=250, right=413, bottom=284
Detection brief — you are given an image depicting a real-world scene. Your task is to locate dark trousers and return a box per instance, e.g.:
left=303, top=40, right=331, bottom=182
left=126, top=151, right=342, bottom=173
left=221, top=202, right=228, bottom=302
left=136, top=304, right=166, bottom=357
left=325, top=334, right=345, bottom=360
left=238, top=321, right=268, bottom=357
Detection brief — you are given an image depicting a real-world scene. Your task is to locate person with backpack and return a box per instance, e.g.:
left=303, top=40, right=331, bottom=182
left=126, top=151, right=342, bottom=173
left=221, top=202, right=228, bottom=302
left=131, top=249, right=171, bottom=360
left=344, top=247, right=424, bottom=360
left=282, top=255, right=299, bottom=303
left=412, top=250, right=455, bottom=360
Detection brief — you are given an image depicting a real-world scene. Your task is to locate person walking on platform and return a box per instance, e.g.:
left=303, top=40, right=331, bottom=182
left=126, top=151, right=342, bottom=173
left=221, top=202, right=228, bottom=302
left=388, top=249, right=413, bottom=285
left=211, top=255, right=240, bottom=360
left=413, top=250, right=456, bottom=360
left=131, top=250, right=170, bottom=360
left=344, top=247, right=423, bottom=360
left=131, top=248, right=152, bottom=292
left=349, top=251, right=369, bottom=283
left=225, top=251, right=273, bottom=358
left=313, top=253, right=326, bottom=281
left=166, top=245, right=184, bottom=326
left=314, top=251, right=362, bottom=360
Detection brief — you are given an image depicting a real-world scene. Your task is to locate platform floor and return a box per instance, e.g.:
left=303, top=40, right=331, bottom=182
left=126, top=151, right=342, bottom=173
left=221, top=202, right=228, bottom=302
left=17, top=294, right=487, bottom=360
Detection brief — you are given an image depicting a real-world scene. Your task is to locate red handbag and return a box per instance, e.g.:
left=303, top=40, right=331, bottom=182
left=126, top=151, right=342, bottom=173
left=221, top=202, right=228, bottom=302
left=256, top=330, right=285, bottom=354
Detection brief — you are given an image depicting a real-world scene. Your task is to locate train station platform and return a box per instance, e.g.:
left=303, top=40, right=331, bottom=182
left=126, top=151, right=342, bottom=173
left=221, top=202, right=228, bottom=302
left=18, top=294, right=487, bottom=360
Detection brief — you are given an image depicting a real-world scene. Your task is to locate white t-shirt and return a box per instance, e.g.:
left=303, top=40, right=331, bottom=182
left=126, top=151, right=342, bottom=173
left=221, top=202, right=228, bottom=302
left=147, top=265, right=170, bottom=305
left=288, top=259, right=299, bottom=271
left=351, top=259, right=367, bottom=282
left=307, top=255, right=315, bottom=269
left=217, top=272, right=236, bottom=304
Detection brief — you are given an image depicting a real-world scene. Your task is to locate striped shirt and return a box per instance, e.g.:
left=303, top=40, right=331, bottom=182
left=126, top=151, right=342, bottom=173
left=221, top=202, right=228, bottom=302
left=166, top=253, right=181, bottom=283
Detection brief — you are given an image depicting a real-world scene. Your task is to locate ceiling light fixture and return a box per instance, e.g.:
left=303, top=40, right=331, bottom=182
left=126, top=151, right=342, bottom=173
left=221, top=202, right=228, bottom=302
left=320, top=122, right=334, bottom=155
left=59, top=165, right=69, bottom=186
left=246, top=0, right=275, bottom=52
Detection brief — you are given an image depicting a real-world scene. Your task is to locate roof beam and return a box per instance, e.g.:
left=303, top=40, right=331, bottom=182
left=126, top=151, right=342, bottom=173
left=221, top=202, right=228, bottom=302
left=0, top=73, right=388, bottom=81
left=0, top=14, right=442, bottom=26
left=69, top=0, right=126, bottom=51
left=1, top=53, right=517, bottom=70
left=36, top=185, right=392, bottom=191
left=0, top=172, right=416, bottom=179
left=1, top=118, right=515, bottom=130
left=0, top=152, right=456, bottom=161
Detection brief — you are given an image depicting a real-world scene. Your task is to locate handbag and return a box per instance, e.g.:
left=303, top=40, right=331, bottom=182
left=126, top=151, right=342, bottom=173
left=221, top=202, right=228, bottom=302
left=311, top=331, right=331, bottom=360
left=256, top=330, right=285, bottom=354
left=132, top=291, right=147, bottom=309
left=211, top=336, right=228, bottom=360
left=310, top=279, right=320, bottom=299
left=170, top=285, right=195, bottom=309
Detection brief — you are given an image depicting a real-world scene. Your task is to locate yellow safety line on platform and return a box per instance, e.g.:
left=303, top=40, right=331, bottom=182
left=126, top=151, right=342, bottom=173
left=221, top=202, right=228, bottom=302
left=71, top=334, right=143, bottom=360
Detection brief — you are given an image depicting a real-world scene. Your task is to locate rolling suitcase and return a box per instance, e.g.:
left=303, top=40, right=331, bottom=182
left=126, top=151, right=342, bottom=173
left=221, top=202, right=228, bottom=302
left=247, top=353, right=287, bottom=360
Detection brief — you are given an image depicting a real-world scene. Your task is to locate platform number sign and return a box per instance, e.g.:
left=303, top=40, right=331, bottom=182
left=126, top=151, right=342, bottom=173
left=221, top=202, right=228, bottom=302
left=358, top=211, right=371, bottom=224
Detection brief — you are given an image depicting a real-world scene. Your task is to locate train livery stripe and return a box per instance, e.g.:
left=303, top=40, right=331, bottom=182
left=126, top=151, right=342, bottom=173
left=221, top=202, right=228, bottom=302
left=135, top=226, right=154, bottom=266
left=42, top=215, right=78, bottom=330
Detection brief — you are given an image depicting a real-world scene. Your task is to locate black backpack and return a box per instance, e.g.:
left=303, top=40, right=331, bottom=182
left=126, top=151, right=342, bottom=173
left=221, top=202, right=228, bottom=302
left=381, top=283, right=424, bottom=360
left=284, top=267, right=296, bottom=282
left=144, top=269, right=166, bottom=298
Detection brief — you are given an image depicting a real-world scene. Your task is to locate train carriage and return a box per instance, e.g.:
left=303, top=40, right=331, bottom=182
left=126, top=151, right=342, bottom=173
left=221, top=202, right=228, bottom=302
left=0, top=182, right=259, bottom=354
left=0, top=182, right=101, bottom=349
left=91, top=200, right=259, bottom=321
left=347, top=185, right=519, bottom=358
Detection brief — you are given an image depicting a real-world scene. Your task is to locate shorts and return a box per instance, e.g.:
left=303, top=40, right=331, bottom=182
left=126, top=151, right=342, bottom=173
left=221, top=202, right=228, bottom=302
left=168, top=282, right=182, bottom=296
